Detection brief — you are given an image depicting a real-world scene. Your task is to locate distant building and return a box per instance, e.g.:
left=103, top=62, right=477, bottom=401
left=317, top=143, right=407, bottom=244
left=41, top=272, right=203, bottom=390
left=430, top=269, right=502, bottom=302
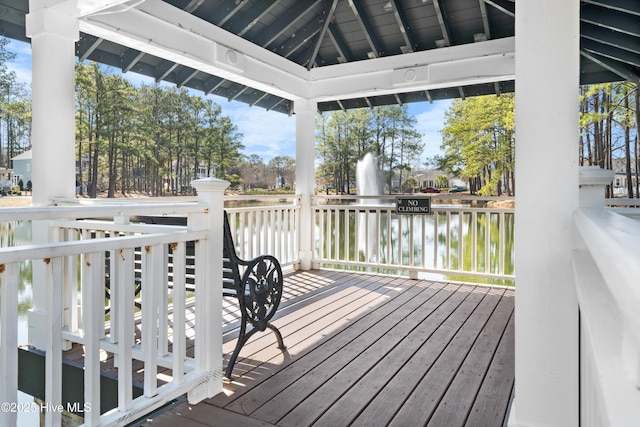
left=413, top=170, right=465, bottom=189
left=612, top=158, right=639, bottom=196
left=12, top=149, right=32, bottom=189
left=0, top=167, right=13, bottom=191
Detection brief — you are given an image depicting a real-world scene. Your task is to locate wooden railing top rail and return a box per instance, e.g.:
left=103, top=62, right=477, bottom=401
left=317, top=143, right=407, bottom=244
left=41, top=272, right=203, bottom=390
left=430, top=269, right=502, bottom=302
left=0, top=230, right=207, bottom=264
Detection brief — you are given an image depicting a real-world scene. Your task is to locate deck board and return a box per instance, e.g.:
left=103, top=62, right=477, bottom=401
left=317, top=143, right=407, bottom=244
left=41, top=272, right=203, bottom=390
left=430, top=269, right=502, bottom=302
left=97, top=269, right=513, bottom=427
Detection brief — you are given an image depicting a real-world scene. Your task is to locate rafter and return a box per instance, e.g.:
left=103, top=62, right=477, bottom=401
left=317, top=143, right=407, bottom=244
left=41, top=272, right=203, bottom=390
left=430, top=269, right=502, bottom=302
left=327, top=23, right=351, bottom=63
left=154, top=61, right=179, bottom=82
left=424, top=90, right=433, bottom=103
left=77, top=35, right=103, bottom=61
left=432, top=0, right=451, bottom=47
left=582, top=0, right=640, bottom=16
left=121, top=49, right=145, bottom=73
left=204, top=77, right=225, bottom=96
left=389, top=0, right=416, bottom=52
left=308, top=0, right=340, bottom=69
left=266, top=97, right=286, bottom=112
left=581, top=4, right=640, bottom=37
left=184, top=0, right=204, bottom=14
left=255, top=0, right=323, bottom=48
left=216, top=0, right=247, bottom=27
left=581, top=22, right=640, bottom=55
left=278, top=25, right=323, bottom=59
left=348, top=0, right=382, bottom=57
left=176, top=68, right=199, bottom=88
left=484, top=0, right=515, bottom=17
left=580, top=49, right=640, bottom=82
left=250, top=92, right=270, bottom=107
left=228, top=85, right=247, bottom=102
left=234, top=1, right=282, bottom=37
left=582, top=39, right=640, bottom=68
left=478, top=0, right=491, bottom=40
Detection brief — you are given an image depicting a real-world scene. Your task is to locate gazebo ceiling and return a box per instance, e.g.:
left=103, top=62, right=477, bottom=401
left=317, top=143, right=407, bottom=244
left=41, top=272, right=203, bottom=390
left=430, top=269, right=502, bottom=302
left=1, top=0, right=639, bottom=114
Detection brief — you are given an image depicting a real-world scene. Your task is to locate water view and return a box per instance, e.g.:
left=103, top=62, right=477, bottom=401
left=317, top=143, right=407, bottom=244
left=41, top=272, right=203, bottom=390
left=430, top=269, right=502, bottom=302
left=0, top=220, right=38, bottom=426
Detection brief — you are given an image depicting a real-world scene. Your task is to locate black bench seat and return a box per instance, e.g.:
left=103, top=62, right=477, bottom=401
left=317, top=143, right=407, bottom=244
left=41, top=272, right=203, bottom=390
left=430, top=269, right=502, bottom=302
left=222, top=211, right=286, bottom=381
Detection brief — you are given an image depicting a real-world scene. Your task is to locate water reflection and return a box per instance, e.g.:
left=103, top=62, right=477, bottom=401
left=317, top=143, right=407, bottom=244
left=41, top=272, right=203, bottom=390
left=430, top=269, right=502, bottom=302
left=317, top=207, right=515, bottom=286
left=1, top=220, right=33, bottom=344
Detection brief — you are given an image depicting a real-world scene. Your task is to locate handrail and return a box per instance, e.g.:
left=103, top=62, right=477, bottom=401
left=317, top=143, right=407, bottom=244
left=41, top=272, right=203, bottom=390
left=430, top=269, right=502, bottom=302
left=573, top=206, right=640, bottom=425
left=0, top=202, right=205, bottom=222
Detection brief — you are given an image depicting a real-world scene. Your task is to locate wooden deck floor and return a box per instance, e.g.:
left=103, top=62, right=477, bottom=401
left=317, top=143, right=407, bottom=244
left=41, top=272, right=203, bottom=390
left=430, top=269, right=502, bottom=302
left=141, top=270, right=515, bottom=427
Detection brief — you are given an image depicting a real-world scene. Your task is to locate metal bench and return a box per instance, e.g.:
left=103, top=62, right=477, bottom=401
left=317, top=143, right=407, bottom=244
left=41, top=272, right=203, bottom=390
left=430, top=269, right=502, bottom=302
left=221, top=211, right=286, bottom=380
left=105, top=212, right=286, bottom=381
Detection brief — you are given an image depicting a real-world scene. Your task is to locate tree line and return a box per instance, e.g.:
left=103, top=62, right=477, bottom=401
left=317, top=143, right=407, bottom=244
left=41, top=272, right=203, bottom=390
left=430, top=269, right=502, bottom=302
left=436, top=83, right=639, bottom=197
left=580, top=83, right=640, bottom=198
left=76, top=62, right=296, bottom=196
left=316, top=105, right=424, bottom=194
left=0, top=39, right=31, bottom=174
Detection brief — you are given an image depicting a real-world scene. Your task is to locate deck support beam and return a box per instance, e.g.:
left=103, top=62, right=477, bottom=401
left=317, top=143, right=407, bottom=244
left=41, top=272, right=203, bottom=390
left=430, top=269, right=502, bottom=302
left=512, top=0, right=580, bottom=426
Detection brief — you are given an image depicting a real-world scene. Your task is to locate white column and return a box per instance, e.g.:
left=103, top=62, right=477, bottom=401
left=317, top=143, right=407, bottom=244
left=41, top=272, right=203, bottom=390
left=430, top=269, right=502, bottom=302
left=511, top=1, right=580, bottom=426
left=26, top=5, right=78, bottom=205
left=25, top=4, right=79, bottom=349
left=294, top=98, right=317, bottom=270
left=190, top=177, right=229, bottom=400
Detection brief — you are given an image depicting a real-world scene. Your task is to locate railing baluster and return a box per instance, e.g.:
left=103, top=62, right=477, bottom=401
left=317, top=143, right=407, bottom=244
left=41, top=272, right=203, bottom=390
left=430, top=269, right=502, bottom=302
left=433, top=209, right=439, bottom=270
left=171, top=242, right=187, bottom=384
left=325, top=209, right=331, bottom=260
left=45, top=257, right=63, bottom=427
left=471, top=211, right=477, bottom=273
left=83, top=252, right=102, bottom=426
left=159, top=243, right=169, bottom=356
left=142, top=244, right=160, bottom=398
left=446, top=212, right=451, bottom=270
left=117, top=247, right=135, bottom=411
left=485, top=213, right=491, bottom=274
left=500, top=212, right=506, bottom=276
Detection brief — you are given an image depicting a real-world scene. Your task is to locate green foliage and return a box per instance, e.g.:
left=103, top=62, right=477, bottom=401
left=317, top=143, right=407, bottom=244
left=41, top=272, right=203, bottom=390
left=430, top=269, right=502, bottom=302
left=74, top=63, right=245, bottom=197
left=440, top=94, right=515, bottom=196
left=316, top=105, right=424, bottom=194
left=401, top=176, right=418, bottom=193
left=435, top=174, right=449, bottom=188
left=0, top=37, right=31, bottom=169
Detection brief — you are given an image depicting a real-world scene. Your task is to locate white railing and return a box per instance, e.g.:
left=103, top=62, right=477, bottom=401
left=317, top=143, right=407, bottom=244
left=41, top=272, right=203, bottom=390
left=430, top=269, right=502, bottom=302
left=574, top=169, right=640, bottom=426
left=225, top=196, right=300, bottom=268
left=0, top=186, right=227, bottom=426
left=312, top=195, right=515, bottom=282
left=0, top=190, right=300, bottom=427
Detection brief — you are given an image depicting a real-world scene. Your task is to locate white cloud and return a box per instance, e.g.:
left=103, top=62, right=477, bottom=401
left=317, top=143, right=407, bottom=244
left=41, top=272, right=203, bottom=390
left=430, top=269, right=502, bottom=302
left=220, top=101, right=296, bottom=162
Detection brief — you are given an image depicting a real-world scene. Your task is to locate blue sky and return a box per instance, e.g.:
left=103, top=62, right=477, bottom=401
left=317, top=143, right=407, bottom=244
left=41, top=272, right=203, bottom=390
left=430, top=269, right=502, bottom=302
left=6, top=38, right=448, bottom=164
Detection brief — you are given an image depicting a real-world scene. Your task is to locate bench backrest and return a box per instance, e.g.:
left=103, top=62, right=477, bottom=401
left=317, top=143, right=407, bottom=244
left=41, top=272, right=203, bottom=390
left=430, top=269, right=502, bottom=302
left=223, top=211, right=242, bottom=295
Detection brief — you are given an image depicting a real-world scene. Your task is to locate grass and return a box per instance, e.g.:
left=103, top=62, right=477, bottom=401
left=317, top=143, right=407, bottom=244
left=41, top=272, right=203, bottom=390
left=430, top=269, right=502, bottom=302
left=0, top=196, right=32, bottom=207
